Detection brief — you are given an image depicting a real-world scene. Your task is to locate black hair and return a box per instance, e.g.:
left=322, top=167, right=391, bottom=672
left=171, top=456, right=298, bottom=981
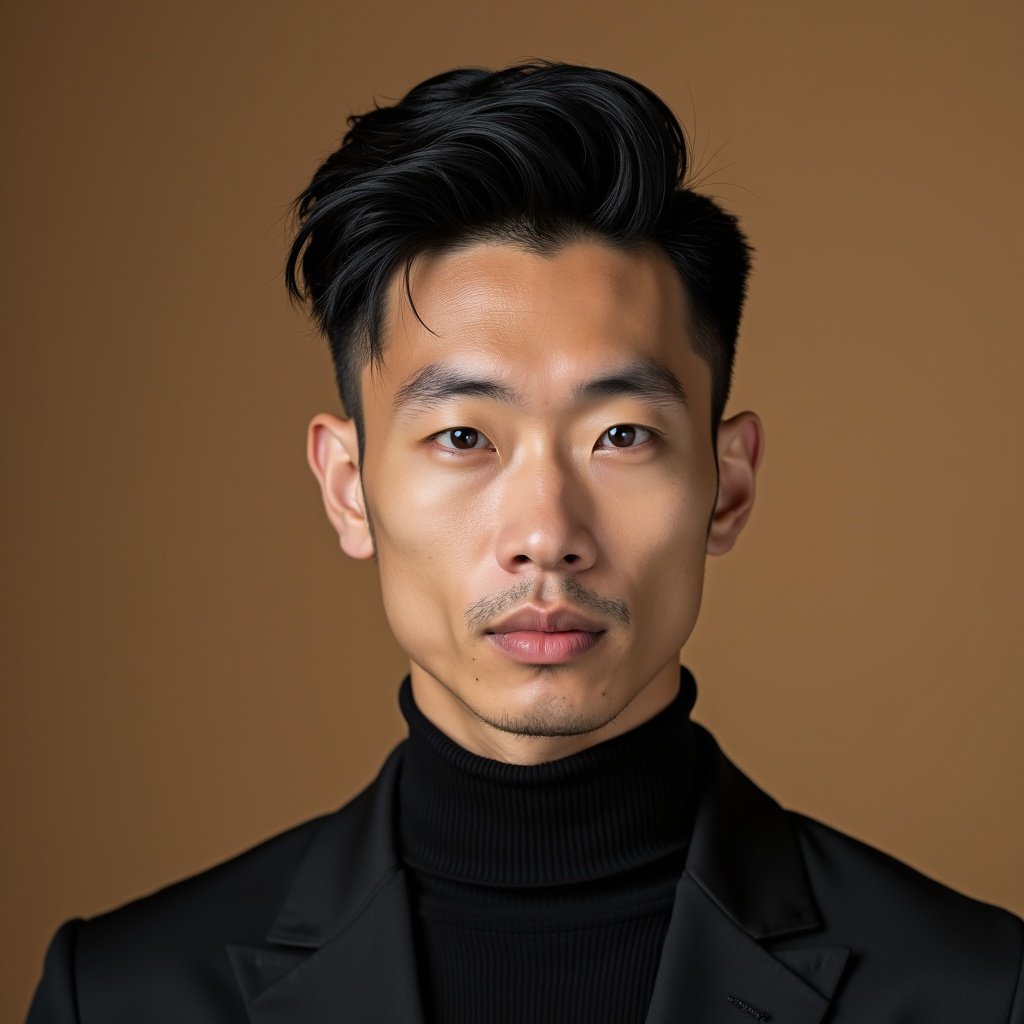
left=285, top=60, right=752, bottom=446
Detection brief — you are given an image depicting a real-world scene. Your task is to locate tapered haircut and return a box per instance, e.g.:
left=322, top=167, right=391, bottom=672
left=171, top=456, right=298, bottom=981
left=285, top=61, right=752, bottom=449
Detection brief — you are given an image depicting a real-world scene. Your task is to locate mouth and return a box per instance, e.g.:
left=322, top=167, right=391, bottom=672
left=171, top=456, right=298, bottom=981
left=484, top=606, right=608, bottom=665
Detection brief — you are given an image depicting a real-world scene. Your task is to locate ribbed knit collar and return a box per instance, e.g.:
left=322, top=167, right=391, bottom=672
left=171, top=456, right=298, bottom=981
left=397, top=667, right=700, bottom=888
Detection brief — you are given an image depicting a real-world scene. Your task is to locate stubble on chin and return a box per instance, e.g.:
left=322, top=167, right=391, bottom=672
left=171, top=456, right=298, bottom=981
left=476, top=688, right=623, bottom=738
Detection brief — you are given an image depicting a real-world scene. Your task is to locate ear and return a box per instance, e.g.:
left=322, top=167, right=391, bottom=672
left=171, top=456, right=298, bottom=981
left=706, top=410, right=765, bottom=556
left=306, top=413, right=375, bottom=560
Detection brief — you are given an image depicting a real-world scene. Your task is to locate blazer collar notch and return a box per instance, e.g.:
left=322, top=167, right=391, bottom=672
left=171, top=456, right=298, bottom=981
left=684, top=724, right=822, bottom=941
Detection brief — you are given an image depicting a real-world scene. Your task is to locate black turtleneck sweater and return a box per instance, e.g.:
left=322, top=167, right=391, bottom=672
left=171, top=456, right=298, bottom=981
left=397, top=668, right=700, bottom=1024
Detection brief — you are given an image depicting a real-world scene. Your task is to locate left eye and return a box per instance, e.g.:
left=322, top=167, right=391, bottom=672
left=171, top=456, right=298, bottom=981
left=434, top=427, right=492, bottom=450
left=597, top=424, right=653, bottom=448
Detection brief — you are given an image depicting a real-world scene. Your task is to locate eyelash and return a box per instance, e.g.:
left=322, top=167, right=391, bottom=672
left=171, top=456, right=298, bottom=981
left=430, top=427, right=495, bottom=452
left=427, top=425, right=661, bottom=453
left=596, top=424, right=657, bottom=449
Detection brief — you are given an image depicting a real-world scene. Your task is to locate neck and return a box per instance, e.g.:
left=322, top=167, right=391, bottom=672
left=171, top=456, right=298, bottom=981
left=397, top=666, right=700, bottom=886
left=408, top=659, right=684, bottom=765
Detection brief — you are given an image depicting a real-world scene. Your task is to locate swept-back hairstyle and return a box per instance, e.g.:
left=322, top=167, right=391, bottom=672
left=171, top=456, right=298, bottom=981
left=285, top=61, right=752, bottom=444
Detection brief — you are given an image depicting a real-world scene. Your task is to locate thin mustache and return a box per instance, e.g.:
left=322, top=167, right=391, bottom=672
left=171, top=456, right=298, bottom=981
left=465, top=577, right=631, bottom=632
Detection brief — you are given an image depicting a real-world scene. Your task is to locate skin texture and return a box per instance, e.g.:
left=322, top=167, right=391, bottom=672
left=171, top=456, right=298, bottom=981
left=308, top=240, right=763, bottom=764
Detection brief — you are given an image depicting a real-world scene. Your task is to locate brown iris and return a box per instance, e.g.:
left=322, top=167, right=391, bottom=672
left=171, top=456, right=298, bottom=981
left=448, top=427, right=480, bottom=449
left=605, top=425, right=637, bottom=447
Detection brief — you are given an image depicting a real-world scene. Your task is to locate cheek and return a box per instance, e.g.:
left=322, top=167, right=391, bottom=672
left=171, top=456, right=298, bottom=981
left=366, top=464, right=493, bottom=639
left=375, top=470, right=492, bottom=568
left=600, top=452, right=714, bottom=555
left=600, top=472, right=714, bottom=632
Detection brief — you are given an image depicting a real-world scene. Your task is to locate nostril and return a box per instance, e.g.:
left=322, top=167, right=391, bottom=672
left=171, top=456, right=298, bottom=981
left=564, top=554, right=578, bottom=564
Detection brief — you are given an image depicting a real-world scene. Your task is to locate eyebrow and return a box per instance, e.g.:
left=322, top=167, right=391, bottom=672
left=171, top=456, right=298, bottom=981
left=392, top=356, right=688, bottom=415
left=392, top=364, right=523, bottom=414
left=571, top=357, right=688, bottom=410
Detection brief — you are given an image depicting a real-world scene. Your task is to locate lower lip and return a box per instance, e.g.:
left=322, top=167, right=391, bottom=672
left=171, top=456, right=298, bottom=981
left=486, top=630, right=604, bottom=664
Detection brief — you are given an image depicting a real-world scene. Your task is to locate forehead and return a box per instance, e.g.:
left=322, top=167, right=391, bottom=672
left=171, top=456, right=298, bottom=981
left=363, top=239, right=706, bottom=409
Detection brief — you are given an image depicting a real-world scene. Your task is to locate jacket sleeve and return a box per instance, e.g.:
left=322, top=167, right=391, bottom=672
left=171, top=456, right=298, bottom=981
left=1009, top=916, right=1024, bottom=1024
left=26, top=919, right=82, bottom=1024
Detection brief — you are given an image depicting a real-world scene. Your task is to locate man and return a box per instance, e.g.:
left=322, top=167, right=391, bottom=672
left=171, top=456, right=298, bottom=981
left=28, top=60, right=1023, bottom=1023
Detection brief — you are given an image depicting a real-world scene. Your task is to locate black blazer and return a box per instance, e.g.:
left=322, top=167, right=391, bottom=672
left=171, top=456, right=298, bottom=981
left=27, top=723, right=1024, bottom=1023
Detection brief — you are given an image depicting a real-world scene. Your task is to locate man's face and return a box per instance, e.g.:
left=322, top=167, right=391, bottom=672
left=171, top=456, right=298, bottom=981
left=312, top=239, right=755, bottom=762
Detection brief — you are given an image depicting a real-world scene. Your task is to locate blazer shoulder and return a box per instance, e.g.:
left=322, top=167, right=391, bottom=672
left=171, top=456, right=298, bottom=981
left=29, top=754, right=404, bottom=1022
left=74, top=809, right=325, bottom=970
left=790, top=810, right=1023, bottom=1009
left=29, top=812, right=333, bottom=1023
left=78, top=760, right=396, bottom=960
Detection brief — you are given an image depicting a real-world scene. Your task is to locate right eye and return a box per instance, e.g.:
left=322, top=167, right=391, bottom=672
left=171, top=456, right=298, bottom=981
left=432, top=427, right=492, bottom=451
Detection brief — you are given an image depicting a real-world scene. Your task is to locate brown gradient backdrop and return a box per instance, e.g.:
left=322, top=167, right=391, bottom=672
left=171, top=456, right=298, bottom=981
left=3, top=0, right=1022, bottom=1015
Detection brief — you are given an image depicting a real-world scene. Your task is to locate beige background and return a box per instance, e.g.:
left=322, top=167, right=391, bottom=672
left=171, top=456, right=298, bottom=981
left=4, top=0, right=1022, bottom=1016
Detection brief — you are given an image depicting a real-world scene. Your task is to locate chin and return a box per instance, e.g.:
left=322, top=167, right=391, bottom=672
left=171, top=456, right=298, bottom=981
left=475, top=672, right=625, bottom=739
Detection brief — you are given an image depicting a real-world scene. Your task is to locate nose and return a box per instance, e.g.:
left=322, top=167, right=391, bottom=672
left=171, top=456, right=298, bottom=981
left=494, top=453, right=598, bottom=574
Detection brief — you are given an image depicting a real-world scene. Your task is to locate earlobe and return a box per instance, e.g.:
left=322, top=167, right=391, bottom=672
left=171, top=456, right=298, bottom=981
left=306, top=413, right=375, bottom=560
left=706, top=411, right=764, bottom=556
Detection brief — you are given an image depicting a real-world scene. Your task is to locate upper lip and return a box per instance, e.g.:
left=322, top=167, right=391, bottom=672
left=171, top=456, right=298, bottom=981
left=486, top=606, right=607, bottom=635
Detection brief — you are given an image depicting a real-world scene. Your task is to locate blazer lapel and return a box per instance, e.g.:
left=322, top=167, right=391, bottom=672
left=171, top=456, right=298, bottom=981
left=646, top=724, right=850, bottom=1023
left=227, top=714, right=852, bottom=1024
left=227, top=747, right=426, bottom=1024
